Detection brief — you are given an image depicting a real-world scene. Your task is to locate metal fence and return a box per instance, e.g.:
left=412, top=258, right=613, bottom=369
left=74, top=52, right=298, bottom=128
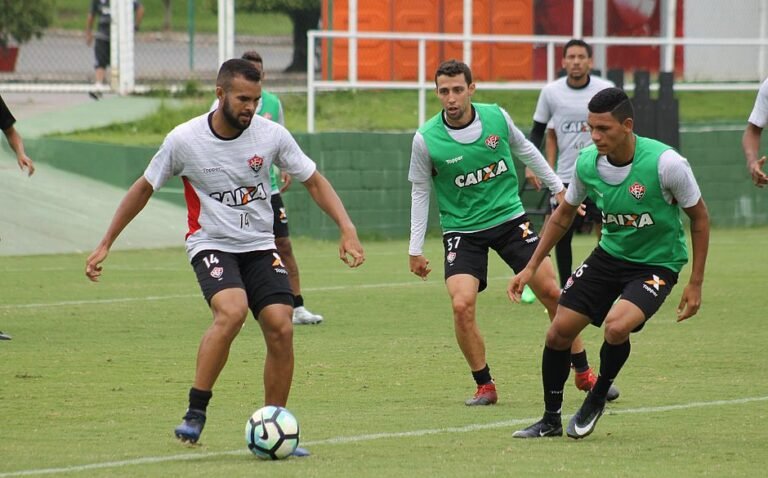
left=0, top=30, right=293, bottom=93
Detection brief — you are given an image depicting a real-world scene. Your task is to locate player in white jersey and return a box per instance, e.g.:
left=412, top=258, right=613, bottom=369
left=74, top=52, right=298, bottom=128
left=742, top=77, right=768, bottom=187
left=530, top=39, right=615, bottom=283
left=528, top=39, right=619, bottom=399
left=85, top=59, right=364, bottom=454
left=209, top=50, right=324, bottom=324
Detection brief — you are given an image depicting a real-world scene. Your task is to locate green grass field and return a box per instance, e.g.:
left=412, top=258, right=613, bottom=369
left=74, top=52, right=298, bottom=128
left=1, top=230, right=766, bottom=477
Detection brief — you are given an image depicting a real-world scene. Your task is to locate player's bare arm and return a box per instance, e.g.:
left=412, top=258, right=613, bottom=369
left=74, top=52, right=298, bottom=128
left=742, top=123, right=768, bottom=187
left=2, top=126, right=34, bottom=176
left=301, top=171, right=365, bottom=268
left=676, top=198, right=710, bottom=322
left=278, top=169, right=292, bottom=193
left=409, top=255, right=431, bottom=280
left=508, top=200, right=579, bottom=302
left=85, top=177, right=155, bottom=281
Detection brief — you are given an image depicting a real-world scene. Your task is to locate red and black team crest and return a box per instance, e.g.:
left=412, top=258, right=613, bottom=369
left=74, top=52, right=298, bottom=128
left=263, top=112, right=273, bottom=120
left=248, top=155, right=264, bottom=174
left=485, top=135, right=500, bottom=150
left=628, top=182, right=646, bottom=200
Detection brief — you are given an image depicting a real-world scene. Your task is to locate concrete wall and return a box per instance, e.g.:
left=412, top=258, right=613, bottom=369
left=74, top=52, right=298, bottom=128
left=683, top=0, right=768, bottom=81
left=24, top=129, right=768, bottom=241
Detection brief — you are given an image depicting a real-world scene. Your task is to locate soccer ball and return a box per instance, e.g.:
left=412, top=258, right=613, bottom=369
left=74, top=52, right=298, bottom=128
left=245, top=405, right=300, bottom=460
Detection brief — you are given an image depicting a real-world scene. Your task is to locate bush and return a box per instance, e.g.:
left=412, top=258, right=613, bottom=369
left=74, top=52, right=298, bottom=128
left=0, top=0, right=53, bottom=48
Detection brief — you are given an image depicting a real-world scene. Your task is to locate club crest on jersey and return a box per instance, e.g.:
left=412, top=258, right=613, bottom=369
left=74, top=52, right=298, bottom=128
left=263, top=112, right=273, bottom=120
left=485, top=135, right=500, bottom=150
left=447, top=252, right=457, bottom=264
left=210, top=266, right=224, bottom=279
left=629, top=182, right=646, bottom=200
left=248, top=155, right=265, bottom=174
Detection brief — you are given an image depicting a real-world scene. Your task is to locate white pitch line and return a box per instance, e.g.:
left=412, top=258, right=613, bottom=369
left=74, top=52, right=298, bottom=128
left=1, top=396, right=766, bottom=477
left=0, top=276, right=514, bottom=311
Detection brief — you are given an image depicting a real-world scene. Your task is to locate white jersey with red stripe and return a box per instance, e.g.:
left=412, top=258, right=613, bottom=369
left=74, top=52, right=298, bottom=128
left=144, top=112, right=316, bottom=261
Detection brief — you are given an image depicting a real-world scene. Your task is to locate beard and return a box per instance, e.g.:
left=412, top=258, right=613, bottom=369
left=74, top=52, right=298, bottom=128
left=569, top=70, right=587, bottom=82
left=221, top=97, right=252, bottom=131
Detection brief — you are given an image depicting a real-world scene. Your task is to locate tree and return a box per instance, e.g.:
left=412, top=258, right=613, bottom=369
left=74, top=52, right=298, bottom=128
left=0, top=0, right=52, bottom=49
left=225, top=0, right=321, bottom=73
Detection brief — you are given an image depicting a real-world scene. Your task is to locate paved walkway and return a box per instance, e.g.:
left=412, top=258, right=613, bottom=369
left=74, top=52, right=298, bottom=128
left=0, top=93, right=187, bottom=256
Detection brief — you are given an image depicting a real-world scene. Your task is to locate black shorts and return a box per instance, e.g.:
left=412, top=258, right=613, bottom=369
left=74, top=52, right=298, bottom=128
left=94, top=39, right=110, bottom=68
left=559, top=246, right=678, bottom=329
left=191, top=249, right=293, bottom=317
left=443, top=215, right=540, bottom=292
left=271, top=194, right=290, bottom=239
left=551, top=183, right=602, bottom=225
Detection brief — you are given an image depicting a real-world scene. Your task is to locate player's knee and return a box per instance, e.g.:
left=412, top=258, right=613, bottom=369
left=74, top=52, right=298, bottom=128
left=451, top=296, right=476, bottom=321
left=529, top=281, right=560, bottom=315
left=603, top=319, right=631, bottom=344
left=265, top=321, right=294, bottom=349
left=544, top=324, right=573, bottom=350
left=213, top=302, right=249, bottom=332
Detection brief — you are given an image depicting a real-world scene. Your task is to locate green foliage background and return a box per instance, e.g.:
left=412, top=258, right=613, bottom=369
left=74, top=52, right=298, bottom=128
left=0, top=0, right=52, bottom=47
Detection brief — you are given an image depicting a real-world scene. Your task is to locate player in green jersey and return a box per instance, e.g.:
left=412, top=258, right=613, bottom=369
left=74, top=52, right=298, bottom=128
left=409, top=60, right=615, bottom=407
left=510, top=87, right=710, bottom=439
left=239, top=51, right=324, bottom=325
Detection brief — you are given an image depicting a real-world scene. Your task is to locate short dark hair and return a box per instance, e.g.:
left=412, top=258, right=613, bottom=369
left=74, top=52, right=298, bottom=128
left=588, top=87, right=634, bottom=123
left=435, top=59, right=473, bottom=86
left=563, top=38, right=592, bottom=58
left=241, top=50, right=263, bottom=65
left=216, top=58, right=261, bottom=91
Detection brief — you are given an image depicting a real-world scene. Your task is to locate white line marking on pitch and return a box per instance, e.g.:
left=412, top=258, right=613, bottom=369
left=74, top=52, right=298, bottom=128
left=1, top=396, right=765, bottom=477
left=0, top=276, right=493, bottom=310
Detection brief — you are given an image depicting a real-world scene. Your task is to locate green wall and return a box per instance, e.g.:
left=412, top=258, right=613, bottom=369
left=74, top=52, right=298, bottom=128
left=25, top=129, right=767, bottom=241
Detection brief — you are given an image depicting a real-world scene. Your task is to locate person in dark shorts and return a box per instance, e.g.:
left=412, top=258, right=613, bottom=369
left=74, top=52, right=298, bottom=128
left=210, top=51, right=323, bottom=324
left=510, top=87, right=709, bottom=440
left=408, top=60, right=613, bottom=407
left=85, top=59, right=365, bottom=455
left=85, top=0, right=144, bottom=98
left=241, top=51, right=324, bottom=324
left=1, top=93, right=36, bottom=341
left=528, top=39, right=614, bottom=287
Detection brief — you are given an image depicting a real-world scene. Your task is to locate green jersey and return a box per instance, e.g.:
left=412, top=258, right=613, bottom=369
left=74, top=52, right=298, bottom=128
left=259, top=90, right=282, bottom=192
left=418, top=103, right=523, bottom=232
left=575, top=136, right=688, bottom=272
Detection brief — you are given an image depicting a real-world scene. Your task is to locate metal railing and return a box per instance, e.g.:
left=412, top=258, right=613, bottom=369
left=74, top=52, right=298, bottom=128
left=306, top=30, right=768, bottom=133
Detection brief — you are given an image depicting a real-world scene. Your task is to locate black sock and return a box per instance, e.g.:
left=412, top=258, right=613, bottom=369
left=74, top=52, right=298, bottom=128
left=189, top=387, right=213, bottom=413
left=594, top=340, right=631, bottom=398
left=544, top=410, right=562, bottom=424
left=471, top=364, right=493, bottom=385
left=571, top=350, right=589, bottom=373
left=554, top=224, right=576, bottom=288
left=294, top=294, right=304, bottom=308
left=543, top=346, right=571, bottom=414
